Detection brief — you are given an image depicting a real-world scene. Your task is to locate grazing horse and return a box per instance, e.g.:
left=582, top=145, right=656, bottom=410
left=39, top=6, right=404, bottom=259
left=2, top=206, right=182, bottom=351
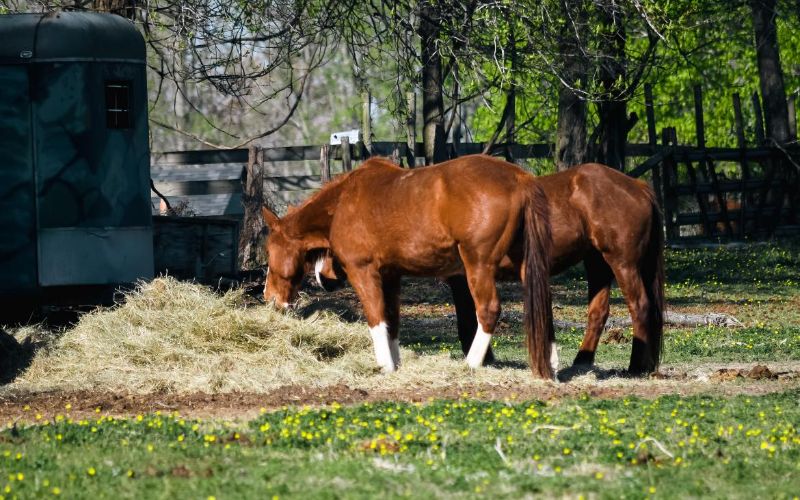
left=262, top=155, right=558, bottom=378
left=311, top=159, right=665, bottom=375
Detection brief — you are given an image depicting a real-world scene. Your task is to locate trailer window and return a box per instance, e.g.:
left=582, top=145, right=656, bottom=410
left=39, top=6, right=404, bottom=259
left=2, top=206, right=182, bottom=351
left=105, top=81, right=131, bottom=129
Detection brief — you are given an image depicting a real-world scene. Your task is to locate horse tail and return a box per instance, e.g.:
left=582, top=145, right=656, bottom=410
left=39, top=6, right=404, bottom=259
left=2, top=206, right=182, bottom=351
left=642, top=191, right=666, bottom=370
left=522, top=181, right=556, bottom=379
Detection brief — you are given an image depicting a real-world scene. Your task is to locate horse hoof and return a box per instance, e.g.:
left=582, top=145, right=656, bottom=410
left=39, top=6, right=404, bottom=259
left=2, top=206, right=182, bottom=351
left=572, top=350, right=596, bottom=366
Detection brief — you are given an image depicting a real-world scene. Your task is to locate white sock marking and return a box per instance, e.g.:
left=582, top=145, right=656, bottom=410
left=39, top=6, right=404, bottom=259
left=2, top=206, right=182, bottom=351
left=369, top=322, right=396, bottom=373
left=389, top=337, right=400, bottom=367
left=550, top=343, right=559, bottom=375
left=314, top=257, right=325, bottom=287
left=466, top=323, right=492, bottom=369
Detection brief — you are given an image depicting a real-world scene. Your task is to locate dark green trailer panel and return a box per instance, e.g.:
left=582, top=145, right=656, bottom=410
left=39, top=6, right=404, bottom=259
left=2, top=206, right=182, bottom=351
left=0, top=12, right=153, bottom=299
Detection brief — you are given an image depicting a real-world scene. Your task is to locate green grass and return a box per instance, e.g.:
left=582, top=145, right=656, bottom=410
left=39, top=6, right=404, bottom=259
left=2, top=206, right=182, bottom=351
left=3, top=391, right=800, bottom=499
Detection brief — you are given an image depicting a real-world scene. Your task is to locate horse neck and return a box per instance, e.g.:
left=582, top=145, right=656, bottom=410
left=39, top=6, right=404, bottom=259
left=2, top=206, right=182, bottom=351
left=283, top=179, right=344, bottom=243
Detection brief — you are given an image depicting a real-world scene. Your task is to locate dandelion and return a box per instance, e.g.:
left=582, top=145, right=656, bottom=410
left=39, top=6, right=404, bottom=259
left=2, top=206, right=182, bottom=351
left=86, top=467, right=96, bottom=477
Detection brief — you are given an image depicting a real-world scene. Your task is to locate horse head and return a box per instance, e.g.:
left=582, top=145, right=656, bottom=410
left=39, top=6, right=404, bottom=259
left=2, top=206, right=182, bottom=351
left=262, top=206, right=333, bottom=308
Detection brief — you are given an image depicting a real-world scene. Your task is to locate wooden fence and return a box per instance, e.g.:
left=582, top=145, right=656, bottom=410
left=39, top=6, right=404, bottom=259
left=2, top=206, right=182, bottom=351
left=648, top=85, right=799, bottom=240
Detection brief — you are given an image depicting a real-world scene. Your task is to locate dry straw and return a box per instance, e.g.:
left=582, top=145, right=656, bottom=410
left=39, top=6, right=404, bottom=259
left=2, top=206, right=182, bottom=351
left=7, top=278, right=545, bottom=394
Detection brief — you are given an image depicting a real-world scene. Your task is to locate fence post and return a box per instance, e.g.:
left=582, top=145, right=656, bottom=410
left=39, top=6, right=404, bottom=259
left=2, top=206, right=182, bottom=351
left=752, top=92, right=766, bottom=145
left=644, top=84, right=657, bottom=151
left=239, top=145, right=266, bottom=270
left=406, top=91, right=416, bottom=167
left=452, top=100, right=462, bottom=159
left=362, top=91, right=373, bottom=157
left=341, top=137, right=352, bottom=172
left=733, top=93, right=752, bottom=237
left=320, top=144, right=331, bottom=183
left=662, top=127, right=679, bottom=241
left=695, top=84, right=733, bottom=236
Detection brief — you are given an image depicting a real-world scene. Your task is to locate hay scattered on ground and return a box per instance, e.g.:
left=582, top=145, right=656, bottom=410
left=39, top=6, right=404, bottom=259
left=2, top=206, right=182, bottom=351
left=8, top=278, right=793, bottom=396
left=6, top=278, right=546, bottom=394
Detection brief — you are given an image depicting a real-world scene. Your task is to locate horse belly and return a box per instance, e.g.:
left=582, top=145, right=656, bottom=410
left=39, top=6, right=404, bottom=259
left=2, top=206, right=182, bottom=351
left=391, top=241, right=464, bottom=277
left=548, top=206, right=590, bottom=275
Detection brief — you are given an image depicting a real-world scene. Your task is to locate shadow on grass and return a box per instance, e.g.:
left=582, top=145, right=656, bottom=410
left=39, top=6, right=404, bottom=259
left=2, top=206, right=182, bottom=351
left=556, top=363, right=629, bottom=383
left=0, top=327, right=37, bottom=385
left=297, top=298, right=362, bottom=323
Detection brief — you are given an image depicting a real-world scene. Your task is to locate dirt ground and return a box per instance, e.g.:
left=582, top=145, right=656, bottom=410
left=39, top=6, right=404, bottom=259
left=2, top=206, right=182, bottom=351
left=2, top=364, right=798, bottom=423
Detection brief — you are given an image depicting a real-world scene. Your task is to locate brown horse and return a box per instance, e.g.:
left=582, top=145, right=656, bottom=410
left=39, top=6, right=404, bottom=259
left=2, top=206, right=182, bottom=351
left=262, top=155, right=558, bottom=378
left=312, top=160, right=665, bottom=375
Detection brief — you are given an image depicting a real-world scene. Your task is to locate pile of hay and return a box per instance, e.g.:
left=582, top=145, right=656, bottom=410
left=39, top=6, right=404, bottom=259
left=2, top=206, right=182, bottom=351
left=8, top=278, right=540, bottom=394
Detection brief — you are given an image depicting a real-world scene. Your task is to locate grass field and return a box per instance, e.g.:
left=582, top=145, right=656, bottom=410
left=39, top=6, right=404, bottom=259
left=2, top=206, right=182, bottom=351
left=1, top=239, right=799, bottom=498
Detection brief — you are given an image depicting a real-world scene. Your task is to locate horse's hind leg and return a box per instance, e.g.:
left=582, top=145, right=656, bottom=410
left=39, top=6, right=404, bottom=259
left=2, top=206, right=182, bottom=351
left=347, top=266, right=397, bottom=372
left=613, top=265, right=656, bottom=374
left=573, top=253, right=614, bottom=366
left=447, top=275, right=495, bottom=365
left=461, top=264, right=501, bottom=369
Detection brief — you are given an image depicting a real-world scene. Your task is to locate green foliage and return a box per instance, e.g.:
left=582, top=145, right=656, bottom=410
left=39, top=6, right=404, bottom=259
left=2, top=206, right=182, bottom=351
left=469, top=1, right=800, bottom=152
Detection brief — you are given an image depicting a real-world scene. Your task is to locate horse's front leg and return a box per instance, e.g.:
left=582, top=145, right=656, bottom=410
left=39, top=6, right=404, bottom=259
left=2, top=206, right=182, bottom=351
left=348, top=266, right=398, bottom=373
left=447, top=275, right=495, bottom=365
left=574, top=253, right=614, bottom=366
left=382, top=275, right=402, bottom=368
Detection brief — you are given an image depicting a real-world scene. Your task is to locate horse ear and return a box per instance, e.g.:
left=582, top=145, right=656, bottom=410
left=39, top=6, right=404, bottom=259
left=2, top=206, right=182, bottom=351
left=262, top=207, right=280, bottom=230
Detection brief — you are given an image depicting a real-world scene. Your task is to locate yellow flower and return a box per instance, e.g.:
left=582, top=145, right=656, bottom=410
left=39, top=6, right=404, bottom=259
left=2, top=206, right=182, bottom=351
left=87, top=467, right=96, bottom=477
left=52, top=487, right=62, bottom=495
left=649, top=486, right=656, bottom=494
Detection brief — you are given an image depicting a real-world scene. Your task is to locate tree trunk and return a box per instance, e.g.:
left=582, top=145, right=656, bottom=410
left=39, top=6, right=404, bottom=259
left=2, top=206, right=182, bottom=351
left=419, top=4, right=447, bottom=165
left=239, top=146, right=266, bottom=270
left=595, top=0, right=627, bottom=171
left=555, top=2, right=588, bottom=171
left=751, top=0, right=791, bottom=144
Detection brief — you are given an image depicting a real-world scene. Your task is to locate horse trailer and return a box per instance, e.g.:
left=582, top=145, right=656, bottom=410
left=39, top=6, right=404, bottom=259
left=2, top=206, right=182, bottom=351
left=0, top=11, right=153, bottom=314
